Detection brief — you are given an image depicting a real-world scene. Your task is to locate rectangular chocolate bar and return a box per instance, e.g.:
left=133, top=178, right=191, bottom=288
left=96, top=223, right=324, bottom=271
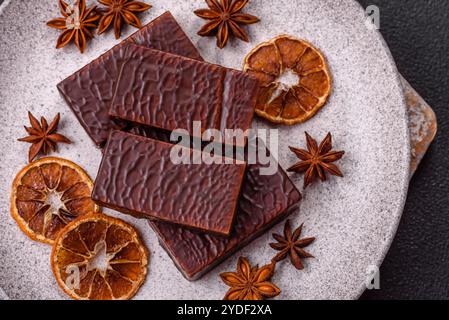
left=92, top=130, right=246, bottom=236
left=149, top=139, right=302, bottom=280
left=109, top=43, right=259, bottom=144
left=57, top=12, right=203, bottom=147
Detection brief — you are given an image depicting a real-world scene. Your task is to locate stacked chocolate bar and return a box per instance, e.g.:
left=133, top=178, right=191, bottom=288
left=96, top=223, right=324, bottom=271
left=58, top=12, right=301, bottom=280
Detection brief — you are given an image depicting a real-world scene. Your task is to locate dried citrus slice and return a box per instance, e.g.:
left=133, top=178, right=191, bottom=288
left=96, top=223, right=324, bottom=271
left=10, top=157, right=100, bottom=244
left=51, top=213, right=148, bottom=300
left=243, top=35, right=332, bottom=125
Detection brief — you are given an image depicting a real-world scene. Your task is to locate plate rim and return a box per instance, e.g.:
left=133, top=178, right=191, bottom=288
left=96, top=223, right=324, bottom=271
left=349, top=0, right=410, bottom=299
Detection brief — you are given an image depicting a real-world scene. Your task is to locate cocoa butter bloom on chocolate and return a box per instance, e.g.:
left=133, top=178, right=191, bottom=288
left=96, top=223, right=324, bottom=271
left=220, top=257, right=280, bottom=300
left=97, top=0, right=152, bottom=39
left=288, top=132, right=345, bottom=188
left=46, top=0, right=101, bottom=53
left=194, top=0, right=260, bottom=49
left=270, top=220, right=315, bottom=270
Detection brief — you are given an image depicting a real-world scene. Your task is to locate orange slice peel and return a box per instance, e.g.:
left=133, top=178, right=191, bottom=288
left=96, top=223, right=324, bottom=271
left=243, top=35, right=332, bottom=125
left=51, top=213, right=148, bottom=300
left=10, top=157, right=100, bottom=244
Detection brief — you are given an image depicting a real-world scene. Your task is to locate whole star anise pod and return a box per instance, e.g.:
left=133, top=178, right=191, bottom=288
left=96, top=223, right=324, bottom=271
left=288, top=132, right=345, bottom=189
left=18, top=112, right=71, bottom=162
left=220, top=257, right=280, bottom=300
left=97, top=0, right=152, bottom=39
left=270, top=220, right=315, bottom=270
left=46, top=0, right=101, bottom=53
left=194, top=0, right=260, bottom=49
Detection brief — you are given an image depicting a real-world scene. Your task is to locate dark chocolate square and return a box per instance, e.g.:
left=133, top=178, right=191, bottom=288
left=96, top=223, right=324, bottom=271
left=109, top=43, right=259, bottom=145
left=92, top=130, right=246, bottom=236
left=57, top=12, right=203, bottom=147
left=149, top=139, right=302, bottom=280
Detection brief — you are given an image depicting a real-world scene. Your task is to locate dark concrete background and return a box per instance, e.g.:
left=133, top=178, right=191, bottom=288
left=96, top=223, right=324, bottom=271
left=1, top=0, right=448, bottom=299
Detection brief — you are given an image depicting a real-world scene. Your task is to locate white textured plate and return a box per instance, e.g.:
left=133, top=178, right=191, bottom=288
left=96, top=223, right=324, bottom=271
left=0, top=0, right=409, bottom=300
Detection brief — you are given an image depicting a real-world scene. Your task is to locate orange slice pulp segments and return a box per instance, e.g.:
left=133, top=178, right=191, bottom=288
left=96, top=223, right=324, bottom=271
left=10, top=157, right=100, bottom=244
left=51, top=213, right=148, bottom=300
left=243, top=35, right=332, bottom=125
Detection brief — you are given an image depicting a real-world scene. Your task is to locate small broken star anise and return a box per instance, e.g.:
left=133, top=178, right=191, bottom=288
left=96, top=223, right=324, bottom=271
left=220, top=257, right=280, bottom=300
left=97, top=0, right=152, bottom=39
left=18, top=112, right=71, bottom=162
left=270, top=220, right=315, bottom=270
left=288, top=132, right=345, bottom=188
left=194, top=0, right=260, bottom=49
left=46, top=0, right=101, bottom=53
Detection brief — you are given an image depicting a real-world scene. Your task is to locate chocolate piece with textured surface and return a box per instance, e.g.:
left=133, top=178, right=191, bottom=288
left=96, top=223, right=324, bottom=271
left=57, top=12, right=203, bottom=147
left=128, top=15, right=202, bottom=62
left=149, top=139, right=302, bottom=280
left=109, top=43, right=259, bottom=144
left=92, top=130, right=246, bottom=236
left=111, top=43, right=224, bottom=134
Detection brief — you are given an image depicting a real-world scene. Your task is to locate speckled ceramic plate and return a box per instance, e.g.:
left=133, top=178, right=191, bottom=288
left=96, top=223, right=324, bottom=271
left=0, top=0, right=410, bottom=300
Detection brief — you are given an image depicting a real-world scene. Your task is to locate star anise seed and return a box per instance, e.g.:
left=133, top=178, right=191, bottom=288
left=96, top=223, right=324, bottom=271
left=46, top=0, right=101, bottom=53
left=220, top=257, right=280, bottom=300
left=288, top=132, right=345, bottom=189
left=97, top=0, right=152, bottom=39
left=194, top=0, right=260, bottom=49
left=270, top=220, right=315, bottom=270
left=18, top=112, right=71, bottom=162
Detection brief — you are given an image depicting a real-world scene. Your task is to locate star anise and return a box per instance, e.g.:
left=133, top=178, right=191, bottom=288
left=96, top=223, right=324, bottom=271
left=287, top=132, right=345, bottom=189
left=270, top=220, right=315, bottom=270
left=220, top=257, right=280, bottom=300
left=18, top=112, right=71, bottom=163
left=194, top=0, right=260, bottom=49
left=46, top=0, right=101, bottom=53
left=97, top=0, right=152, bottom=39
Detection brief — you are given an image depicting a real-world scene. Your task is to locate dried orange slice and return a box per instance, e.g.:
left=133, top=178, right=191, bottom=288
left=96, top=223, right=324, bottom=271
left=243, top=35, right=332, bottom=125
left=51, top=213, right=148, bottom=300
left=10, top=157, right=100, bottom=244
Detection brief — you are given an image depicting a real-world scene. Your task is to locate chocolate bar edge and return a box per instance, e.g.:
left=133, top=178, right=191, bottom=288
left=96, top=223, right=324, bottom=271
left=150, top=198, right=301, bottom=281
left=57, top=11, right=203, bottom=148
left=108, top=42, right=260, bottom=147
left=128, top=12, right=204, bottom=63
